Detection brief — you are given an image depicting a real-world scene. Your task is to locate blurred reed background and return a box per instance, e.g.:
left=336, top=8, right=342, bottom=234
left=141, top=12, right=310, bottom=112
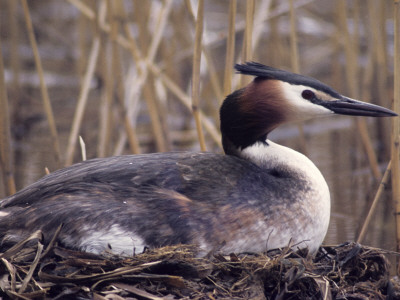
left=0, top=0, right=398, bottom=253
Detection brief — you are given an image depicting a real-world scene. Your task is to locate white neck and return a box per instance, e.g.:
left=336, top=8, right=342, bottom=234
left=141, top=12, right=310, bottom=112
left=238, top=139, right=331, bottom=252
left=239, top=140, right=323, bottom=178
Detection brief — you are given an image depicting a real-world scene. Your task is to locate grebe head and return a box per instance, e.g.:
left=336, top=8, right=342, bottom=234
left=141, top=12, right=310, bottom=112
left=220, top=62, right=397, bottom=155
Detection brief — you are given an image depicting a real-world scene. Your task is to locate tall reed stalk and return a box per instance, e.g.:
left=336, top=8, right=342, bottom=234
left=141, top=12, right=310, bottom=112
left=289, top=0, right=307, bottom=154
left=142, top=0, right=173, bottom=152
left=241, top=0, right=254, bottom=86
left=0, top=36, right=16, bottom=196
left=8, top=0, right=20, bottom=95
left=65, top=33, right=101, bottom=166
left=223, top=0, right=236, bottom=97
left=357, top=161, right=392, bottom=243
left=338, top=0, right=382, bottom=180
left=392, top=0, right=400, bottom=267
left=191, top=0, right=206, bottom=151
left=21, top=0, right=61, bottom=166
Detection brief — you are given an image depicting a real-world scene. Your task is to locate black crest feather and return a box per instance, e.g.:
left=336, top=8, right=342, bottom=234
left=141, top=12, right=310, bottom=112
left=235, top=62, right=341, bottom=98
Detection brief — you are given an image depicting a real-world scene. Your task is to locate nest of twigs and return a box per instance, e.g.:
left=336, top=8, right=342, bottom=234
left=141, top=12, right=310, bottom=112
left=0, top=232, right=399, bottom=299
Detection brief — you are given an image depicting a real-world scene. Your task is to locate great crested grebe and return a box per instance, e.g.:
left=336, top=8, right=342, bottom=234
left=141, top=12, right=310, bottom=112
left=0, top=62, right=396, bottom=256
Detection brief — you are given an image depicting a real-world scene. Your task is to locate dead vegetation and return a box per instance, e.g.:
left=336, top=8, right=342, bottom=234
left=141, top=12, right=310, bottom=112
left=0, top=236, right=399, bottom=299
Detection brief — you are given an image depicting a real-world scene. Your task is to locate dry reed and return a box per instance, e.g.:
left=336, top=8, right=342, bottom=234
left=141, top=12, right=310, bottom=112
left=289, top=0, right=307, bottom=154
left=0, top=35, right=16, bottom=196
left=141, top=0, right=173, bottom=152
left=240, top=0, right=254, bottom=87
left=21, top=0, right=61, bottom=166
left=8, top=0, right=20, bottom=94
left=338, top=0, right=382, bottom=180
left=223, top=0, right=236, bottom=96
left=79, top=136, right=86, bottom=161
left=392, top=0, right=400, bottom=266
left=65, top=35, right=101, bottom=166
left=191, top=0, right=206, bottom=151
left=357, top=160, right=392, bottom=243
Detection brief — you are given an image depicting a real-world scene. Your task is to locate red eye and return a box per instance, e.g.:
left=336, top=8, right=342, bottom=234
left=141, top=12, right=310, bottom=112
left=302, top=90, right=315, bottom=100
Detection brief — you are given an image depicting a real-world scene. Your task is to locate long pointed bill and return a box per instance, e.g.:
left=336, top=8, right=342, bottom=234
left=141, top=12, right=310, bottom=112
left=321, top=97, right=398, bottom=117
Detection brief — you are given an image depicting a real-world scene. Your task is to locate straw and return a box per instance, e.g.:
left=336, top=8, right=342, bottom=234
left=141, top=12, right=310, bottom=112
left=8, top=0, right=20, bottom=94
left=240, top=0, right=255, bottom=87
left=148, top=63, right=221, bottom=147
left=357, top=161, right=392, bottom=243
left=96, top=3, right=113, bottom=158
left=191, top=0, right=206, bottom=151
left=338, top=0, right=382, bottom=179
left=65, top=36, right=101, bottom=166
left=0, top=33, right=16, bottom=195
left=21, top=0, right=61, bottom=166
left=391, top=0, right=400, bottom=259
left=289, top=0, right=307, bottom=155
left=79, top=136, right=87, bottom=161
left=223, top=0, right=237, bottom=97
left=244, top=0, right=255, bottom=62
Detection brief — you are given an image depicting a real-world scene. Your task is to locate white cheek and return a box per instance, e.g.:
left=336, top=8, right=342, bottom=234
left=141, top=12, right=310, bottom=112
left=280, top=82, right=333, bottom=121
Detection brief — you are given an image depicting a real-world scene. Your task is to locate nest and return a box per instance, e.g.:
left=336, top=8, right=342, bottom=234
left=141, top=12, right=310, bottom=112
left=0, top=232, right=399, bottom=299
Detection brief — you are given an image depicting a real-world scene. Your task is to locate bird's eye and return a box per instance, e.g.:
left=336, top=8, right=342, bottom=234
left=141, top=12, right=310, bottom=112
left=302, top=90, right=315, bottom=100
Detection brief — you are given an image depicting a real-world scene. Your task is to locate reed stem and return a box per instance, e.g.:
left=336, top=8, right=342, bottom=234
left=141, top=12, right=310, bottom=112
left=357, top=161, right=392, bottom=243
left=142, top=0, right=173, bottom=152
left=65, top=0, right=104, bottom=165
left=65, top=36, right=100, bottom=165
left=8, top=0, right=20, bottom=94
left=191, top=0, right=206, bottom=151
left=241, top=0, right=254, bottom=86
left=391, top=0, right=400, bottom=262
left=0, top=34, right=16, bottom=196
left=289, top=0, right=299, bottom=73
left=79, top=136, right=87, bottom=161
left=21, top=0, right=61, bottom=166
left=97, top=38, right=112, bottom=158
left=148, top=63, right=221, bottom=147
left=244, top=0, right=254, bottom=62
left=223, top=0, right=236, bottom=97
left=338, top=0, right=382, bottom=180
left=289, top=0, right=307, bottom=155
